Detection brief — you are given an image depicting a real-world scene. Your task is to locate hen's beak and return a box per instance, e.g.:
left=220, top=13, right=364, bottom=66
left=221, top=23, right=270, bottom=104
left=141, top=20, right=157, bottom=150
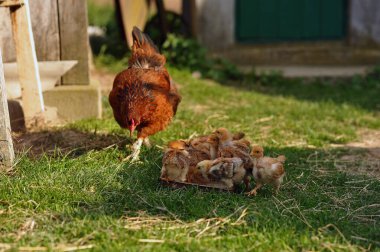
left=128, top=119, right=136, bottom=137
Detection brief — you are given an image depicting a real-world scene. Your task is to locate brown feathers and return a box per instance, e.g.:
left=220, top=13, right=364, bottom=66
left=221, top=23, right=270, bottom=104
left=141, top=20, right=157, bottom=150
left=129, top=27, right=166, bottom=69
left=109, top=27, right=181, bottom=143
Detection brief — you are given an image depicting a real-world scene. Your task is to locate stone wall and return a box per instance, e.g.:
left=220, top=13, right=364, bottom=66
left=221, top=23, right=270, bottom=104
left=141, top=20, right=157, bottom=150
left=195, top=0, right=235, bottom=50
left=349, top=0, right=380, bottom=46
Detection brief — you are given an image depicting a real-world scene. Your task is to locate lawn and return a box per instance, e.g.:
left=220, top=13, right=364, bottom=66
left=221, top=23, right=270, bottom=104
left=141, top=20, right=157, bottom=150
left=1, top=67, right=380, bottom=251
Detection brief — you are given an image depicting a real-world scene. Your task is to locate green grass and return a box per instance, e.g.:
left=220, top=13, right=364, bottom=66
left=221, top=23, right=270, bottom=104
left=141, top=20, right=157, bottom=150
left=1, top=68, right=380, bottom=251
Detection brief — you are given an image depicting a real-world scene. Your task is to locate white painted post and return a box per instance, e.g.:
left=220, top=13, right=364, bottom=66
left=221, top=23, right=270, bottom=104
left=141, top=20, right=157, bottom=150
left=0, top=50, right=14, bottom=168
left=10, top=0, right=44, bottom=126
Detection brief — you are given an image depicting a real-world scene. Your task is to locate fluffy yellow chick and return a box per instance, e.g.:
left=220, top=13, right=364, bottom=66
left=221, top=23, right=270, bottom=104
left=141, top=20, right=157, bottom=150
left=161, top=140, right=191, bottom=182
left=247, top=145, right=286, bottom=196
left=196, top=157, right=246, bottom=189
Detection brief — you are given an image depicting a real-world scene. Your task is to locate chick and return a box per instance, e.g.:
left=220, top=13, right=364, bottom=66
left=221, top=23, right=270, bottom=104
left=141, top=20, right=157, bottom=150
left=196, top=157, right=246, bottom=189
left=186, top=165, right=210, bottom=184
left=213, top=128, right=253, bottom=169
left=161, top=140, right=190, bottom=182
left=187, top=147, right=211, bottom=167
left=162, top=136, right=211, bottom=183
left=187, top=130, right=246, bottom=160
left=232, top=131, right=245, bottom=141
left=233, top=138, right=252, bottom=154
left=189, top=134, right=218, bottom=160
left=247, top=145, right=286, bottom=196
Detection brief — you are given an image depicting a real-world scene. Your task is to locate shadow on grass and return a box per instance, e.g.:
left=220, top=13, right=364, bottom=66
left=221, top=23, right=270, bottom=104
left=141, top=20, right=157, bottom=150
left=84, top=146, right=380, bottom=248
left=13, top=129, right=132, bottom=158
left=226, top=73, right=380, bottom=113
left=8, top=129, right=379, bottom=248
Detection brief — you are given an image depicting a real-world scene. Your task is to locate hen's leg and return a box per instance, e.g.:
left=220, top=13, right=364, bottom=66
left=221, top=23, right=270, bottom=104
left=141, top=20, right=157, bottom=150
left=124, top=138, right=143, bottom=162
left=143, top=138, right=151, bottom=148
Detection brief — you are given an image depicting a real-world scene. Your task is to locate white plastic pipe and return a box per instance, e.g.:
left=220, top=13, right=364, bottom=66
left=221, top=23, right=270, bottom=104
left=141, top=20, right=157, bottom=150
left=24, top=0, right=44, bottom=112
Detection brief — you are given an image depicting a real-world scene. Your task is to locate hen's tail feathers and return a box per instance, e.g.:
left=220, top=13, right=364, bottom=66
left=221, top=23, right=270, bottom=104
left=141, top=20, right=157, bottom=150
left=129, top=27, right=166, bottom=69
left=277, top=155, right=286, bottom=163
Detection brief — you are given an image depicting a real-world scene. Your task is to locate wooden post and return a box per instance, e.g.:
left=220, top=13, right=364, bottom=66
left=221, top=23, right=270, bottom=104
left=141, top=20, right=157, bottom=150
left=118, top=0, right=149, bottom=47
left=0, top=50, right=14, bottom=169
left=10, top=0, right=44, bottom=125
left=58, top=0, right=90, bottom=85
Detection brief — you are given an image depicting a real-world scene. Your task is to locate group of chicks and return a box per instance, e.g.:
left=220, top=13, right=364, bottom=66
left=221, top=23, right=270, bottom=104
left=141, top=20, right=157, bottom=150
left=161, top=128, right=286, bottom=196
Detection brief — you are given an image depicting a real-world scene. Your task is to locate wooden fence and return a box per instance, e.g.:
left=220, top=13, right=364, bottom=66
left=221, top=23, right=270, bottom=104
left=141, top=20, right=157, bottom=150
left=0, top=0, right=90, bottom=85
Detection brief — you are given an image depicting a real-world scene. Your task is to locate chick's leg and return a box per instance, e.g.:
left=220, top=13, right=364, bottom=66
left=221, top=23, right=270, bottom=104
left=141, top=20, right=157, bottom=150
left=243, top=176, right=251, bottom=192
left=246, top=183, right=262, bottom=196
left=124, top=138, right=143, bottom=162
left=274, top=181, right=281, bottom=194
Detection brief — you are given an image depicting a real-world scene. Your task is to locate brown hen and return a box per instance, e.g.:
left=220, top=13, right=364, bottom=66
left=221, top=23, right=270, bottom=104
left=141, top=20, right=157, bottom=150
left=109, top=27, right=181, bottom=161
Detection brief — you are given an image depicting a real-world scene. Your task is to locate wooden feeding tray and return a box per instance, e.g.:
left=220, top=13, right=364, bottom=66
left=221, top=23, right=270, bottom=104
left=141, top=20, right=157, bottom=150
left=160, top=179, right=235, bottom=192
left=4, top=60, right=77, bottom=99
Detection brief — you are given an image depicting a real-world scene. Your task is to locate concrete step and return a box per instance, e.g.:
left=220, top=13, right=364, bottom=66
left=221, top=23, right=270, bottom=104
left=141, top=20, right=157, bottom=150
left=241, top=65, right=371, bottom=78
left=214, top=42, right=380, bottom=66
left=43, top=82, right=102, bottom=122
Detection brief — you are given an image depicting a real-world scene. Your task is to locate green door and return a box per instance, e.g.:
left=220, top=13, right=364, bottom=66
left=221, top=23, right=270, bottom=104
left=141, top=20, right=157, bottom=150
left=236, top=0, right=347, bottom=42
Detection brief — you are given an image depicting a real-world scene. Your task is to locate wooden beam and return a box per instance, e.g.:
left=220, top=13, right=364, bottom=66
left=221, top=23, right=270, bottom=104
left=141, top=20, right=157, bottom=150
left=0, top=50, right=14, bottom=169
left=182, top=0, right=197, bottom=37
left=118, top=0, right=149, bottom=47
left=0, top=0, right=24, bottom=8
left=58, top=0, right=89, bottom=85
left=0, top=0, right=60, bottom=64
left=10, top=0, right=44, bottom=124
left=29, top=0, right=60, bottom=62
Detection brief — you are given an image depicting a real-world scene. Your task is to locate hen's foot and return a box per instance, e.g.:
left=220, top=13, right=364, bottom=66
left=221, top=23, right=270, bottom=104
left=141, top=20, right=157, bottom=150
left=143, top=138, right=151, bottom=148
left=123, top=138, right=143, bottom=162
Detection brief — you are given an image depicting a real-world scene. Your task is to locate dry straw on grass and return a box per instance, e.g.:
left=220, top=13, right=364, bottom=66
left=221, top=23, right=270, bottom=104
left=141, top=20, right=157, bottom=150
left=122, top=207, right=248, bottom=240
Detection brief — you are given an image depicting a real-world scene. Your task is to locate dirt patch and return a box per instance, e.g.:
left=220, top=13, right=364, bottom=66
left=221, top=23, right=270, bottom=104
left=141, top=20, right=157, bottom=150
left=333, top=129, right=380, bottom=178
left=343, top=130, right=380, bottom=158
left=13, top=129, right=130, bottom=158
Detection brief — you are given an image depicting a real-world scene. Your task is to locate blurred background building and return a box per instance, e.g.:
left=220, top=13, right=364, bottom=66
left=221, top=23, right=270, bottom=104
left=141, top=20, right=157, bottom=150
left=196, top=0, right=380, bottom=66
left=0, top=0, right=379, bottom=128
left=90, top=0, right=380, bottom=66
